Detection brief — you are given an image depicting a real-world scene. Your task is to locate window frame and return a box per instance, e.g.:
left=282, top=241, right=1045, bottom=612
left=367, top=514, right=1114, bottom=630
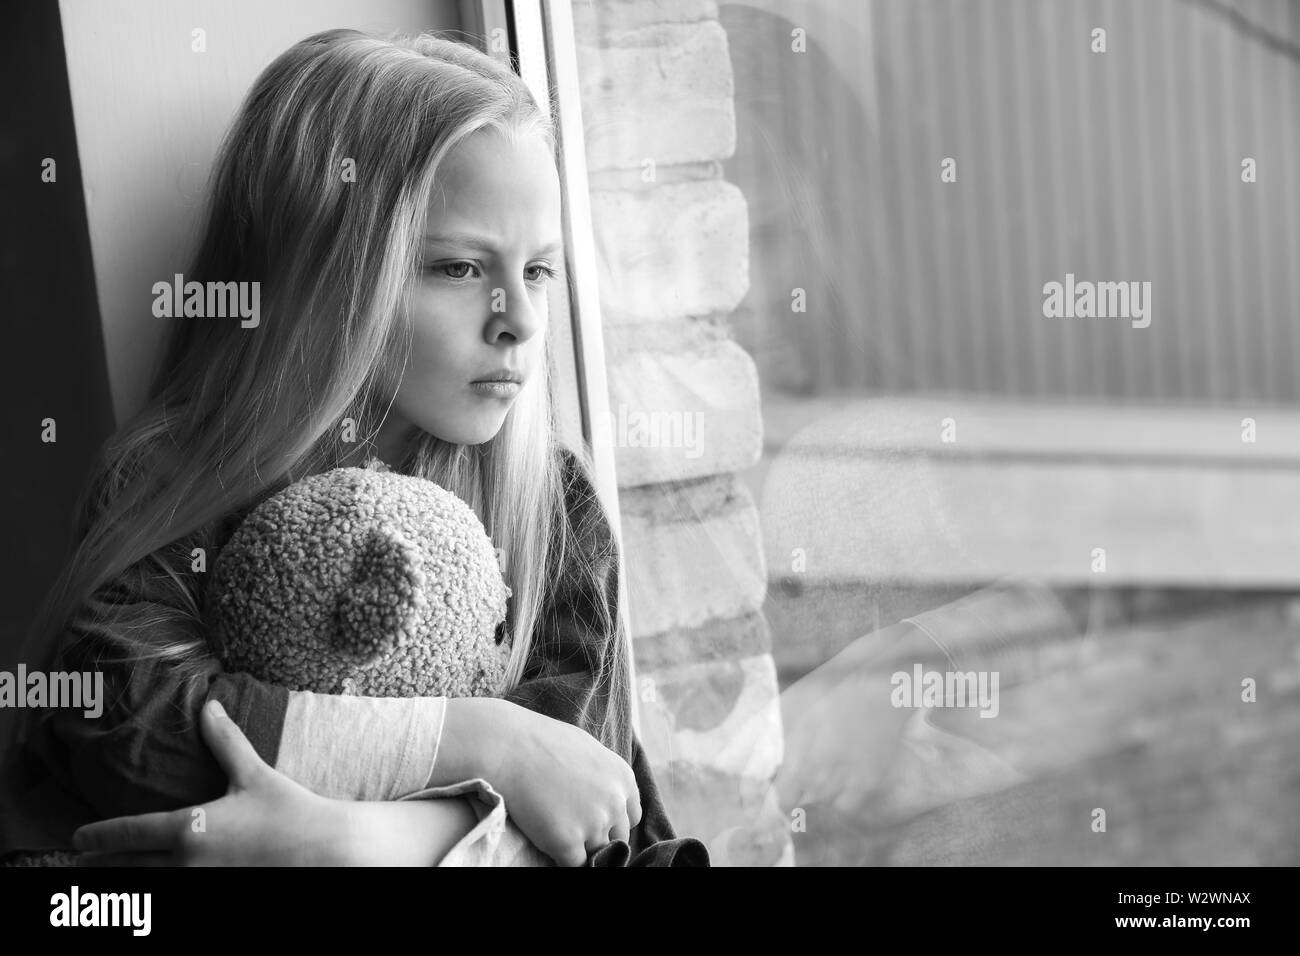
left=466, top=0, right=641, bottom=730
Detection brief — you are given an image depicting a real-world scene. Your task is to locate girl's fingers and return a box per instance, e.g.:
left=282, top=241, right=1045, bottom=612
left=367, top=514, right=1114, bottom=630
left=626, top=791, right=643, bottom=830
left=585, top=810, right=632, bottom=857
left=72, top=809, right=187, bottom=854
left=77, top=851, right=177, bottom=867
left=199, top=698, right=265, bottom=787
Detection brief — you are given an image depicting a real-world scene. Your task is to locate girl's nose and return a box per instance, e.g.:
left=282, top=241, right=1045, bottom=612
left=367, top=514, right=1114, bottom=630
left=484, top=280, right=544, bottom=345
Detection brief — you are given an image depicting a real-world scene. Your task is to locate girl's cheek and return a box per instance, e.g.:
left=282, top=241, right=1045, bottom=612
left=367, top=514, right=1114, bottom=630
left=529, top=287, right=550, bottom=324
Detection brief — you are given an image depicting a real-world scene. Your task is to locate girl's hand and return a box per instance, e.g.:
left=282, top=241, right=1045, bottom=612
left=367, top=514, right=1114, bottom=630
left=444, top=700, right=641, bottom=867
left=73, top=699, right=476, bottom=866
left=73, top=699, right=352, bottom=865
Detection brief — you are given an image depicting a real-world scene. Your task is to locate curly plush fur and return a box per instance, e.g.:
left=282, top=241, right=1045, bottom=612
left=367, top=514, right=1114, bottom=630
left=208, top=458, right=512, bottom=698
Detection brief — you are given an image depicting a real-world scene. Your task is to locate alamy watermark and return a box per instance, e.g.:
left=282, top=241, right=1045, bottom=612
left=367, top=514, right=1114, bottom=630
left=0, top=665, right=103, bottom=718
left=50, top=886, right=151, bottom=936
left=890, top=664, right=1000, bottom=718
left=1042, top=273, right=1151, bottom=329
left=613, top=403, right=704, bottom=459
left=152, top=273, right=260, bottom=328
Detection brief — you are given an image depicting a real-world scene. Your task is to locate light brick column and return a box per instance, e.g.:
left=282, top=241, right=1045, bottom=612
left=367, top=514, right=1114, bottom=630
left=574, top=0, right=791, bottom=866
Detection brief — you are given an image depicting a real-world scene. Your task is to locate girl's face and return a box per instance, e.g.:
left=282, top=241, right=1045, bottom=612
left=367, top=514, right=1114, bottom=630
left=380, top=126, right=562, bottom=456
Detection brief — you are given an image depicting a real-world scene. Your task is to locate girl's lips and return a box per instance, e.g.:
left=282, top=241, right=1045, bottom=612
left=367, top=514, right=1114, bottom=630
left=469, top=380, right=522, bottom=398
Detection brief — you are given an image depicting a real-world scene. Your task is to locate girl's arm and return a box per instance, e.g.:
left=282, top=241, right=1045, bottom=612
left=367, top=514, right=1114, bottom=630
left=73, top=701, right=483, bottom=867
left=38, top=638, right=543, bottom=814
left=72, top=700, right=681, bottom=866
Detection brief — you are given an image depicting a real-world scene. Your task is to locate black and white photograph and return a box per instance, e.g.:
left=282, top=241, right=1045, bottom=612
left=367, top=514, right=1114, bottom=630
left=0, top=0, right=1296, bottom=916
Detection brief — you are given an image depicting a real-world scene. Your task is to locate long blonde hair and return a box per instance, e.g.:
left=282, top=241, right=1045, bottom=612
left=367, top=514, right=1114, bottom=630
left=27, top=30, right=588, bottom=703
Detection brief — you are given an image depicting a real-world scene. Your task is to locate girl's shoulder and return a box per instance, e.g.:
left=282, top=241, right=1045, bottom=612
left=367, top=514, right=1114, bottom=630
left=553, top=444, right=616, bottom=558
left=554, top=443, right=595, bottom=500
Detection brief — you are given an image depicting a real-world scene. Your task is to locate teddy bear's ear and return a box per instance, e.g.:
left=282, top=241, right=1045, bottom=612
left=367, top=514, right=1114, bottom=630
left=332, top=524, right=425, bottom=664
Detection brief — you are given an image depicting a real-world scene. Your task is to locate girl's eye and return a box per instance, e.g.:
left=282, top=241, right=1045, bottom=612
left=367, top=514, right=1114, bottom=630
left=428, top=261, right=479, bottom=280
left=525, top=264, right=558, bottom=283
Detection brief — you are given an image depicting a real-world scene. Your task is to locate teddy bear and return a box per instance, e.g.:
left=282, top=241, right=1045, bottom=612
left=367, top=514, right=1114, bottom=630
left=206, top=457, right=512, bottom=699
left=203, top=458, right=567, bottom=866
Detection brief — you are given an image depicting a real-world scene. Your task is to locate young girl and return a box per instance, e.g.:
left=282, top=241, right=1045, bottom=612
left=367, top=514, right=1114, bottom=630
left=0, top=28, right=705, bottom=867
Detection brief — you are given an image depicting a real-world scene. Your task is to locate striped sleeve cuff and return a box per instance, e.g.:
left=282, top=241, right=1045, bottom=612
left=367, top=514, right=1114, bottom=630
left=273, top=691, right=448, bottom=801
left=208, top=673, right=290, bottom=767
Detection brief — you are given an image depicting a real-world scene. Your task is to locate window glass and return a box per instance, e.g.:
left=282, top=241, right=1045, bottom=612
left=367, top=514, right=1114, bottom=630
left=569, top=0, right=1300, bottom=866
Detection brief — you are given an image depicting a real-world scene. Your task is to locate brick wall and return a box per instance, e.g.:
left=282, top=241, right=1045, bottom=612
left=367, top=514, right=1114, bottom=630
left=574, top=0, right=790, bottom=866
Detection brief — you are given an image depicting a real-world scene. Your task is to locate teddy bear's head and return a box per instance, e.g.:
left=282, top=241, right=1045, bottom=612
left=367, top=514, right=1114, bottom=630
left=207, top=459, right=511, bottom=698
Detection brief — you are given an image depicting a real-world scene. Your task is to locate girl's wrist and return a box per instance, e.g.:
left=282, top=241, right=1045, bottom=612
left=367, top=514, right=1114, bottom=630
left=339, top=797, right=479, bottom=866
left=309, top=796, right=369, bottom=866
left=434, top=696, right=515, bottom=787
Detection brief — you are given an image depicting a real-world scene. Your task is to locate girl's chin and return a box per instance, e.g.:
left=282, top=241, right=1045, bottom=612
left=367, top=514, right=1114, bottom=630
left=426, top=414, right=508, bottom=446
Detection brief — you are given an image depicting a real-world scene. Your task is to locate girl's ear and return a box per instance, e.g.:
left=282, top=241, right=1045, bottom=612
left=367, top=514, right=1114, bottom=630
left=332, top=524, right=426, bottom=663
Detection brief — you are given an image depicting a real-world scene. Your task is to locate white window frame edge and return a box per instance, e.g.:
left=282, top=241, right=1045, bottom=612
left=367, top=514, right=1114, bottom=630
left=469, top=0, right=642, bottom=735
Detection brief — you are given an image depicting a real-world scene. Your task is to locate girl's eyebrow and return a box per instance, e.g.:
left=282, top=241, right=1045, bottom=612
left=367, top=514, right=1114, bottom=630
left=423, top=233, right=564, bottom=258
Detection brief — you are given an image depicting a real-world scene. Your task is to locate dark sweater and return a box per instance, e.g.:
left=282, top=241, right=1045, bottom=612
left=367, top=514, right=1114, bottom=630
left=0, top=446, right=706, bottom=867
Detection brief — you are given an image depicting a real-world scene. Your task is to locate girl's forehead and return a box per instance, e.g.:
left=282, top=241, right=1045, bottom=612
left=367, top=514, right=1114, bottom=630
left=425, top=129, right=561, bottom=239
left=439, top=128, right=555, bottom=192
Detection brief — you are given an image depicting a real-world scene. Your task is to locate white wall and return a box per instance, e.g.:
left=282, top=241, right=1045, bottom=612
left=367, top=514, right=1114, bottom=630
left=58, top=0, right=464, bottom=424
